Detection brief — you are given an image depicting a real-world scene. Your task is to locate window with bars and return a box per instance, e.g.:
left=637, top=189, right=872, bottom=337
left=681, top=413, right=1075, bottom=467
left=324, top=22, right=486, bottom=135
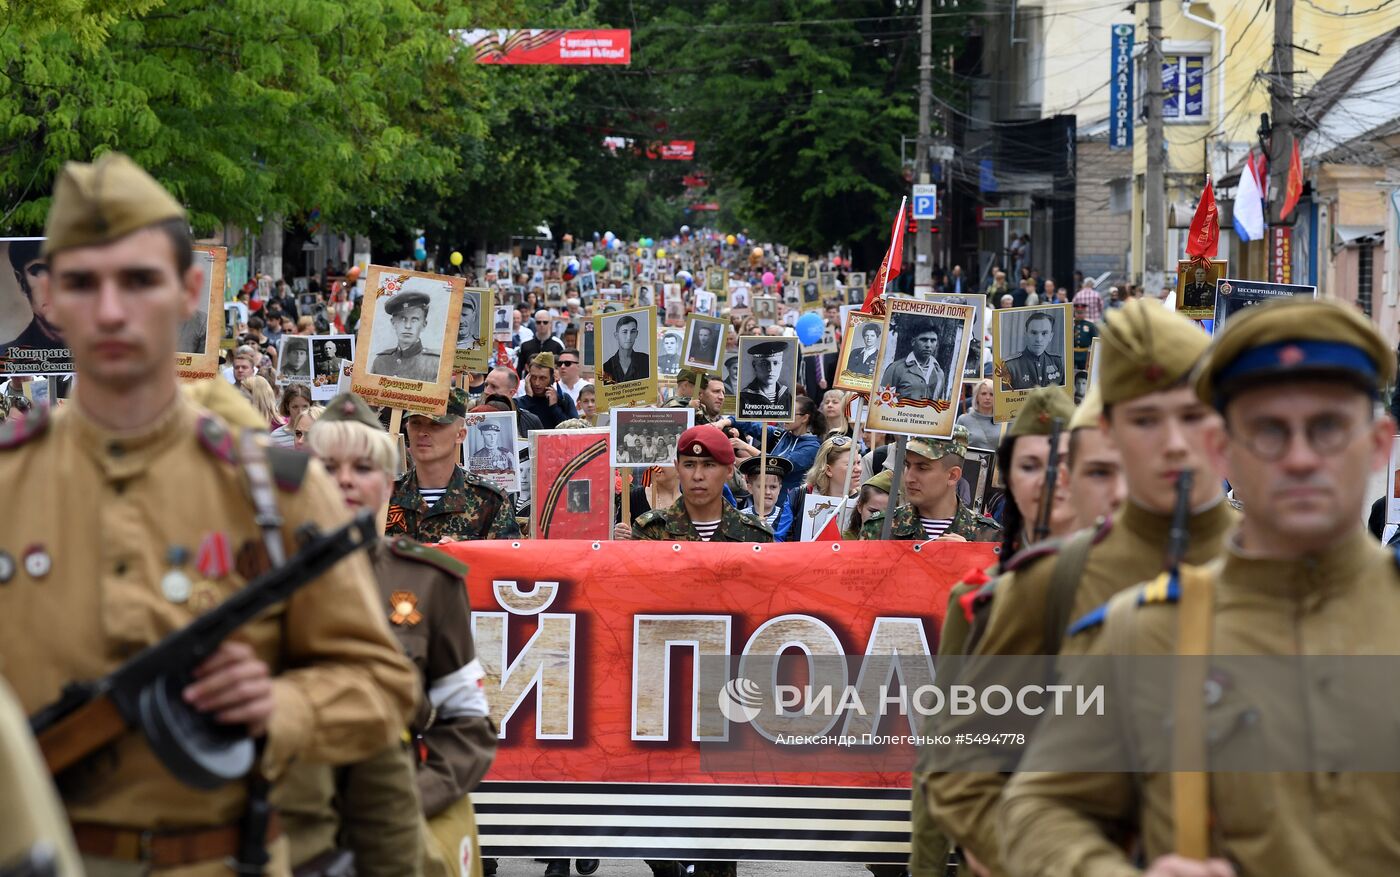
left=1358, top=244, right=1374, bottom=318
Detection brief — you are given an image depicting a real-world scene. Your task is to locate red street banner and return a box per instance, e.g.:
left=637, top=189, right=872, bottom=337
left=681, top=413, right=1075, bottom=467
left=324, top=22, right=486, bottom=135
left=440, top=539, right=997, bottom=864
left=462, top=29, right=631, bottom=65
left=647, top=141, right=696, bottom=161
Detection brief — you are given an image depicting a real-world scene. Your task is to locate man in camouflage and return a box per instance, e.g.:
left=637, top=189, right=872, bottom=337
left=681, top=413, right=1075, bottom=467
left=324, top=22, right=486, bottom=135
left=632, top=424, right=773, bottom=543
left=663, top=369, right=725, bottom=426
left=387, top=388, right=522, bottom=543
left=859, top=425, right=1001, bottom=542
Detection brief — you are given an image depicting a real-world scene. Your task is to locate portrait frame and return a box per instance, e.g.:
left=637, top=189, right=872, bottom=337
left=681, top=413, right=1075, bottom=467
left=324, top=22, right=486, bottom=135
left=176, top=244, right=227, bottom=380
left=277, top=335, right=314, bottom=386
left=1174, top=258, right=1228, bottom=320
left=609, top=407, right=694, bottom=469
left=924, top=291, right=988, bottom=380
left=463, top=409, right=520, bottom=492
left=682, top=313, right=727, bottom=372
left=834, top=312, right=886, bottom=394
left=592, top=305, right=658, bottom=413
left=308, top=334, right=356, bottom=401
left=958, top=446, right=998, bottom=516
left=454, top=286, right=493, bottom=373
left=991, top=302, right=1073, bottom=423
left=530, top=428, right=614, bottom=541
left=735, top=335, right=800, bottom=422
left=865, top=295, right=975, bottom=439
left=1211, top=277, right=1316, bottom=332
left=0, top=237, right=72, bottom=374
left=752, top=295, right=779, bottom=328
left=657, top=327, right=685, bottom=378
left=351, top=264, right=464, bottom=415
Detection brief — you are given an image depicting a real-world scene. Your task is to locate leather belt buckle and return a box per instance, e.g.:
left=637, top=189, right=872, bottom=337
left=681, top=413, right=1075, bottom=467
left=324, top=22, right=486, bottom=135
left=112, top=830, right=155, bottom=863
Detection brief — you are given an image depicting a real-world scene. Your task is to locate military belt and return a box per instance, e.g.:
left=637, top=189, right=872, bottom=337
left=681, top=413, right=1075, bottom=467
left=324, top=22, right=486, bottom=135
left=72, top=814, right=282, bottom=868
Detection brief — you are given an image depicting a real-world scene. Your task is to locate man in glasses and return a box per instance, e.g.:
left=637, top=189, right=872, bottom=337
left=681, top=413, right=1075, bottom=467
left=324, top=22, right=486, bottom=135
left=1001, top=297, right=1400, bottom=876
left=554, top=348, right=588, bottom=404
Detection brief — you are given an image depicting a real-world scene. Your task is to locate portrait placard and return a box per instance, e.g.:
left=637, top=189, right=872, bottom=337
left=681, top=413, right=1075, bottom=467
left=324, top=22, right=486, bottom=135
left=657, top=327, right=684, bottom=378
left=352, top=265, right=464, bottom=415
left=924, top=291, right=988, bottom=380
left=454, top=286, right=493, bottom=373
left=610, top=407, right=693, bottom=468
left=0, top=238, right=72, bottom=375
left=847, top=272, right=867, bottom=292
left=593, top=305, right=658, bottom=413
left=787, top=254, right=809, bottom=281
left=866, top=296, right=974, bottom=438
left=818, top=271, right=836, bottom=298
left=958, top=446, right=998, bottom=516
left=834, top=313, right=885, bottom=394
left=1212, top=278, right=1316, bottom=331
left=705, top=268, right=727, bottom=295
left=730, top=285, right=751, bottom=310
left=991, top=302, right=1073, bottom=423
left=799, top=278, right=821, bottom=311
left=531, top=428, right=613, bottom=540
left=735, top=335, right=800, bottom=422
left=277, top=335, right=314, bottom=386
left=1174, top=259, right=1228, bottom=320
left=463, top=409, right=520, bottom=492
left=309, top=335, right=355, bottom=401
left=682, top=313, right=727, bottom=373
left=581, top=319, right=597, bottom=375
left=222, top=304, right=241, bottom=350
left=176, top=244, right=227, bottom=380
left=753, top=295, right=779, bottom=327
left=721, top=352, right=740, bottom=415
left=693, top=289, right=716, bottom=316
left=492, top=304, right=513, bottom=341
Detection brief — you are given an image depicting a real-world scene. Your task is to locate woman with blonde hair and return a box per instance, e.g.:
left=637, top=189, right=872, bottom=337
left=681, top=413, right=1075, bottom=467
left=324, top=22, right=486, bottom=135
left=237, top=374, right=282, bottom=431
left=296, top=314, right=316, bottom=335
left=955, top=378, right=999, bottom=450
left=290, top=404, right=325, bottom=451
left=779, top=433, right=855, bottom=541
left=819, top=389, right=852, bottom=438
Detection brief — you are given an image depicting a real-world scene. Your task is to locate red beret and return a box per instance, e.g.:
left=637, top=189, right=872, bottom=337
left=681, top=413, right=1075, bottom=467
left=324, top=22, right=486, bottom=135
left=676, top=424, right=735, bottom=466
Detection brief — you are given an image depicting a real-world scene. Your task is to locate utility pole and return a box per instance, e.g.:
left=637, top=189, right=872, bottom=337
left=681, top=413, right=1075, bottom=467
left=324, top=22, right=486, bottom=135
left=1268, top=0, right=1294, bottom=226
left=914, top=0, right=933, bottom=293
left=1143, top=0, right=1167, bottom=297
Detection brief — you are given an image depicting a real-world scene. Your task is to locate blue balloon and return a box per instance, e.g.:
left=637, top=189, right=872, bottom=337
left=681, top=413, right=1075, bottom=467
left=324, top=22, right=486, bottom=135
left=414, top=247, right=427, bottom=261
left=795, top=311, right=824, bottom=346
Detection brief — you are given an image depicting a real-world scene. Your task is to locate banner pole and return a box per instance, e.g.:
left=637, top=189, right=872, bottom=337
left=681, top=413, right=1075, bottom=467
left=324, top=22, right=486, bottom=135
left=619, top=468, right=632, bottom=539
left=880, top=434, right=907, bottom=541
left=381, top=408, right=404, bottom=534
left=837, top=398, right=862, bottom=534
left=757, top=423, right=770, bottom=518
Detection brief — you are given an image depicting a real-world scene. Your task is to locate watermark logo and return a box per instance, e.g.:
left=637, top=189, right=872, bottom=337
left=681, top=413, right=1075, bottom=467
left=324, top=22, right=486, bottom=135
left=717, top=677, right=764, bottom=724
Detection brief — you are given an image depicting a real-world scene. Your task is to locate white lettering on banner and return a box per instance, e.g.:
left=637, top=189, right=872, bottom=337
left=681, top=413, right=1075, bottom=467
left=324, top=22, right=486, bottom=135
left=493, top=579, right=560, bottom=615
left=741, top=615, right=847, bottom=741
left=631, top=616, right=733, bottom=741
left=841, top=617, right=935, bottom=739
left=473, top=611, right=576, bottom=739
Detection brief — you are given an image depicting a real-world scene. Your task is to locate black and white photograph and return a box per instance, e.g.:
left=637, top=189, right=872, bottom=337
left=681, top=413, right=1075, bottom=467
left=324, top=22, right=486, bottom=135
left=278, top=335, right=313, bottom=384
left=705, top=268, right=726, bottom=294
left=546, top=281, right=564, bottom=304
left=658, top=329, right=683, bottom=377
left=958, top=446, right=997, bottom=515
left=367, top=279, right=451, bottom=382
left=567, top=481, right=592, bottom=514
left=609, top=407, right=693, bottom=468
left=492, top=304, right=512, bottom=337
left=693, top=289, right=715, bottom=316
left=800, top=279, right=820, bottom=309
left=736, top=335, right=799, bottom=421
left=463, top=409, right=520, bottom=492
left=578, top=271, right=598, bottom=296
left=310, top=335, right=354, bottom=400
left=682, top=313, right=726, bottom=372
left=731, top=285, right=751, bottom=309
left=636, top=284, right=655, bottom=307
left=753, top=295, right=779, bottom=327
left=788, top=254, right=809, bottom=281
left=923, top=292, right=987, bottom=380
left=993, top=303, right=1070, bottom=392
left=593, top=306, right=658, bottom=412
left=456, top=289, right=483, bottom=348
left=847, top=271, right=867, bottom=291
left=722, top=353, right=740, bottom=397
left=867, top=296, right=975, bottom=438
left=835, top=314, right=883, bottom=394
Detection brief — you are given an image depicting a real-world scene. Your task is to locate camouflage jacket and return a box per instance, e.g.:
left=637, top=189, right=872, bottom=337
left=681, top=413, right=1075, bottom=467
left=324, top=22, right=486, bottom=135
left=858, top=500, right=1001, bottom=543
left=387, top=465, right=521, bottom=543
left=634, top=497, right=774, bottom=543
left=662, top=395, right=722, bottom=425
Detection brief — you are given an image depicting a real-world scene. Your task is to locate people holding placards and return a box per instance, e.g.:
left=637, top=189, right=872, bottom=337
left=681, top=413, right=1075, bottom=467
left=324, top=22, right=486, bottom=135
left=632, top=425, right=773, bottom=543
left=858, top=426, right=1001, bottom=542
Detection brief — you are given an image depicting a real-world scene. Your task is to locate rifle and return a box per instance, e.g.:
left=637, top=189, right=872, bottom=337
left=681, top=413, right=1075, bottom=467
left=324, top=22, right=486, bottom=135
left=1031, top=417, right=1065, bottom=542
left=30, top=511, right=378, bottom=790
left=1164, top=469, right=1195, bottom=572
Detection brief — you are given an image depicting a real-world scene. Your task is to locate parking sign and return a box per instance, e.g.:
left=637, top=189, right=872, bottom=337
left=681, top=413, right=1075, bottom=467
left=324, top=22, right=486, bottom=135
left=912, top=184, right=937, bottom=220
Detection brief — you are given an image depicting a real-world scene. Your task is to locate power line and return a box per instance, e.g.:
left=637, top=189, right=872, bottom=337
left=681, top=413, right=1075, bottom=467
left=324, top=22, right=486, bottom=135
left=1299, top=0, right=1396, bottom=14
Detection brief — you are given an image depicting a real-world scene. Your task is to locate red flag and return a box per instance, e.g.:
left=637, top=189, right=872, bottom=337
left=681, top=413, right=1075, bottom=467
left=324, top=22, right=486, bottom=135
left=816, top=512, right=844, bottom=541
left=1281, top=139, right=1303, bottom=221
left=1186, top=176, right=1219, bottom=258
left=861, top=197, right=908, bottom=315
left=1246, top=150, right=1267, bottom=193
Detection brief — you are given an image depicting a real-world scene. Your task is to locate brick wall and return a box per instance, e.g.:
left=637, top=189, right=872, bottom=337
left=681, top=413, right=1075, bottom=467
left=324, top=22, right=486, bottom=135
left=1075, top=140, right=1132, bottom=284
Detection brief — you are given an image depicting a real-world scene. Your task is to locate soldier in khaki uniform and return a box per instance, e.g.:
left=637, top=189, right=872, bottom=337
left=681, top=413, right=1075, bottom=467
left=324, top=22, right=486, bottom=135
left=858, top=426, right=1001, bottom=543
left=0, top=151, right=419, bottom=875
left=925, top=299, right=1234, bottom=877
left=632, top=424, right=772, bottom=543
left=1001, top=297, right=1400, bottom=876
left=0, top=674, right=84, bottom=877
left=302, top=394, right=497, bottom=877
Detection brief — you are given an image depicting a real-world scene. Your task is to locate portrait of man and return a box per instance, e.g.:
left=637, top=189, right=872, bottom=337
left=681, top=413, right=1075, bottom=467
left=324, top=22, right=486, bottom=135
left=469, top=419, right=514, bottom=473
left=878, top=318, right=948, bottom=401
left=601, top=313, right=651, bottom=385
left=0, top=239, right=63, bottom=370
left=1001, top=310, right=1065, bottom=390
left=314, top=338, right=349, bottom=379
left=176, top=307, right=208, bottom=355
left=1182, top=265, right=1214, bottom=310
left=493, top=305, right=511, bottom=334
left=722, top=353, right=740, bottom=396
left=280, top=337, right=312, bottom=381
left=738, top=339, right=795, bottom=419
left=846, top=321, right=882, bottom=376
left=456, top=290, right=480, bottom=347
left=658, top=331, right=682, bottom=376
left=637, top=285, right=655, bottom=307
left=731, top=286, right=751, bottom=309
left=371, top=290, right=442, bottom=382
left=801, top=280, right=819, bottom=305
left=567, top=480, right=591, bottom=513
left=753, top=296, right=777, bottom=326
left=685, top=320, right=722, bottom=369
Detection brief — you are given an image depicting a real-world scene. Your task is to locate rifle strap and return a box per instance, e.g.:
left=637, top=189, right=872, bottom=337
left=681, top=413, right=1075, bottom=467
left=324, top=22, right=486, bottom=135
left=1042, top=527, right=1097, bottom=655
left=238, top=431, right=286, bottom=567
left=1171, top=565, right=1214, bottom=860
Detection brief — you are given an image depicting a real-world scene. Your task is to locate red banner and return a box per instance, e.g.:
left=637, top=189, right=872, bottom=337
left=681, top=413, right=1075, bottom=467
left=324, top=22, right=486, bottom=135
left=440, top=539, right=996, bottom=863
left=647, top=140, right=696, bottom=161
left=1272, top=226, right=1292, bottom=284
left=463, top=29, right=631, bottom=65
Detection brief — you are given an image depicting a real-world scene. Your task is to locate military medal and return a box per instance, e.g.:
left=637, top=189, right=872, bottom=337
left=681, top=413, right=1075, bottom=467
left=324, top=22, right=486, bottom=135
left=389, top=591, right=422, bottom=626
left=22, top=545, right=50, bottom=579
left=0, top=551, right=14, bottom=584
left=189, top=581, right=222, bottom=614
left=195, top=531, right=233, bottom=579
left=161, top=546, right=193, bottom=604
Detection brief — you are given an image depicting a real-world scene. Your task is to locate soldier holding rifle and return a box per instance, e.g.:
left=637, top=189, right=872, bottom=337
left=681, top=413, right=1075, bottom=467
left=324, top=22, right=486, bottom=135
left=0, top=153, right=417, bottom=875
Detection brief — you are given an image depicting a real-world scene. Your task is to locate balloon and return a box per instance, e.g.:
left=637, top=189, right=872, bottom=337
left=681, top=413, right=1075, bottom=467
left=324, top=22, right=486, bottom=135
left=563, top=257, right=580, bottom=280
left=591, top=254, right=608, bottom=273
left=737, top=234, right=747, bottom=245
left=414, top=247, right=427, bottom=262
left=725, top=234, right=737, bottom=246
left=751, top=246, right=764, bottom=259
left=656, top=248, right=667, bottom=259
left=761, top=271, right=776, bottom=287
left=680, top=225, right=690, bottom=234
left=604, top=231, right=615, bottom=243
left=346, top=265, right=362, bottom=282
left=677, top=270, right=694, bottom=289
left=795, top=312, right=825, bottom=346
left=449, top=251, right=463, bottom=267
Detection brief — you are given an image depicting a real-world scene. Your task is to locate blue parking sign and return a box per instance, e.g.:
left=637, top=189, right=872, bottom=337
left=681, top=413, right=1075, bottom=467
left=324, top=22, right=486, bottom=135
left=912, top=184, right=937, bottom=220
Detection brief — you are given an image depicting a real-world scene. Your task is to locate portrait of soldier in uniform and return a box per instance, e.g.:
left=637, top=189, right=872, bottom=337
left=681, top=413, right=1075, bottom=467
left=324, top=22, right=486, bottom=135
left=468, top=419, right=513, bottom=473
left=456, top=290, right=480, bottom=348
left=684, top=319, right=724, bottom=371
left=845, top=321, right=882, bottom=377
left=658, top=331, right=682, bottom=376
left=737, top=337, right=798, bottom=420
left=1000, top=310, right=1065, bottom=390
left=1182, top=265, right=1214, bottom=310
left=371, top=289, right=443, bottom=382
left=313, top=337, right=351, bottom=379
left=879, top=315, right=956, bottom=401
left=280, top=336, right=313, bottom=382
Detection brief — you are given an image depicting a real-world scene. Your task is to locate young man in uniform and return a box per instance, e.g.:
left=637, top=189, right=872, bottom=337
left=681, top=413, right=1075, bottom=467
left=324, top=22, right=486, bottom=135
left=1, top=151, right=418, bottom=874
left=631, top=424, right=773, bottom=543
left=1064, top=385, right=1126, bottom=530
left=858, top=425, right=1001, bottom=542
left=387, top=388, right=521, bottom=543
left=924, top=299, right=1233, bottom=877
left=1001, top=296, right=1400, bottom=876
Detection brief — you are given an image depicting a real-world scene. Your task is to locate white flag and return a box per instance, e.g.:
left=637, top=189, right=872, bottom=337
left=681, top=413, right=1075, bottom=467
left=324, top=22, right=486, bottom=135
left=1233, top=157, right=1266, bottom=242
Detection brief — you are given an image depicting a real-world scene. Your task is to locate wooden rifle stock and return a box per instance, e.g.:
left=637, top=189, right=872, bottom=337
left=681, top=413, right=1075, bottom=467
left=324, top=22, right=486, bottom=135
left=1031, top=417, right=1064, bottom=542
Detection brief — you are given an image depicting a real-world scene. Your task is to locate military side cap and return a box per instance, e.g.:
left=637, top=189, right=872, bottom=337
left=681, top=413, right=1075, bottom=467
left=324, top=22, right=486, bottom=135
left=185, top=379, right=267, bottom=431
left=907, top=424, right=970, bottom=461
left=418, top=387, right=470, bottom=425
left=1009, top=387, right=1075, bottom=437
left=385, top=291, right=432, bottom=317
left=1098, top=299, right=1210, bottom=405
left=320, top=392, right=381, bottom=430
left=43, top=152, right=187, bottom=258
left=478, top=420, right=502, bottom=432
left=532, top=351, right=557, bottom=370
left=677, top=424, right=735, bottom=465
left=1193, top=297, right=1394, bottom=409
left=748, top=340, right=788, bottom=356
left=1069, top=384, right=1104, bottom=431
left=864, top=469, right=894, bottom=494
left=677, top=367, right=702, bottom=386
left=737, top=455, right=794, bottom=479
